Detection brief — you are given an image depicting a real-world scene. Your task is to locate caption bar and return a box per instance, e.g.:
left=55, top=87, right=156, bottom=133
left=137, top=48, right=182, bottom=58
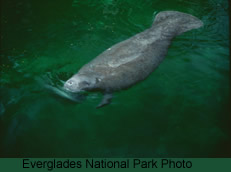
left=23, top=159, right=192, bottom=170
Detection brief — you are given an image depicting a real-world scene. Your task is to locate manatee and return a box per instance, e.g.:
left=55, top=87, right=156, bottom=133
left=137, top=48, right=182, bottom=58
left=64, top=11, right=203, bottom=108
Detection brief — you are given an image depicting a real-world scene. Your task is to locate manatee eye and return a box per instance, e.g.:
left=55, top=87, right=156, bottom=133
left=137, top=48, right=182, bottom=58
left=96, top=78, right=101, bottom=83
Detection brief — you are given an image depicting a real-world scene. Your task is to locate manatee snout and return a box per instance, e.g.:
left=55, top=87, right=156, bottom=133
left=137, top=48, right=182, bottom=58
left=64, top=74, right=98, bottom=93
left=64, top=78, right=85, bottom=93
left=64, top=79, right=79, bottom=92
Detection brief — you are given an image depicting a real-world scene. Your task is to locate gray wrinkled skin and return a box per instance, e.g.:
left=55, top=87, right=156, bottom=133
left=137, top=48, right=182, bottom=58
left=64, top=11, right=203, bottom=107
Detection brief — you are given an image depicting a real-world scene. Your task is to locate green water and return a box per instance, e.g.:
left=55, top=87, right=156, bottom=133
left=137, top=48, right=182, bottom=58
left=0, top=0, right=230, bottom=157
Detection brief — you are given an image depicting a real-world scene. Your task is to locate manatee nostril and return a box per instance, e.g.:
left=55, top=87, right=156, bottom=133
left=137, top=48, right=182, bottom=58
left=68, top=80, right=73, bottom=85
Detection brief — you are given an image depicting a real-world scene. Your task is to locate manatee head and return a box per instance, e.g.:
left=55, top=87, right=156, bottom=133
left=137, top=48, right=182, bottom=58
left=64, top=74, right=99, bottom=93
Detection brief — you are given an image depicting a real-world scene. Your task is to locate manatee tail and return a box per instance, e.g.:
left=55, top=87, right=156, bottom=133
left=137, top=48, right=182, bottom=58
left=152, top=11, right=203, bottom=37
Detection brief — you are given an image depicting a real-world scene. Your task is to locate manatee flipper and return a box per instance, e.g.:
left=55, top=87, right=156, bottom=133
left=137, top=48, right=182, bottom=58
left=96, top=93, right=113, bottom=108
left=152, top=11, right=203, bottom=36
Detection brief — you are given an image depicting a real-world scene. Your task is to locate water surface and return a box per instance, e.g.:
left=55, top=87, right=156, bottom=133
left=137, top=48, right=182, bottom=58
left=0, top=0, right=230, bottom=157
